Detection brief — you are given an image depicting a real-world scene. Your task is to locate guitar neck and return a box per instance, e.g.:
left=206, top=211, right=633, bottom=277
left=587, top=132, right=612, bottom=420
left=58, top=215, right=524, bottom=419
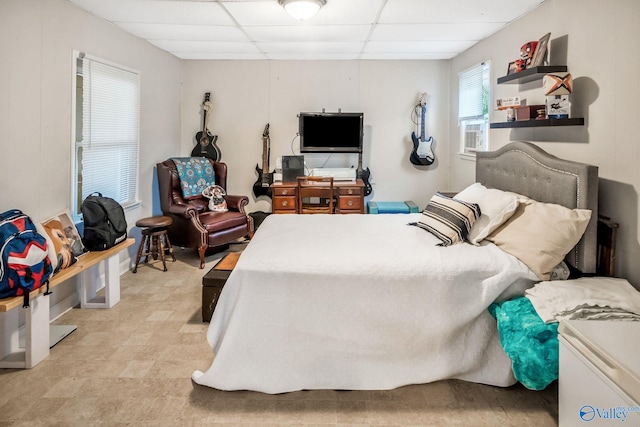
left=201, top=107, right=208, bottom=135
left=419, top=105, right=426, bottom=140
left=261, top=136, right=269, bottom=172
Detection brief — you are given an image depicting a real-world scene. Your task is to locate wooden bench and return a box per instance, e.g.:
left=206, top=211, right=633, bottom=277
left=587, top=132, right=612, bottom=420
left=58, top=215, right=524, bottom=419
left=0, top=238, right=135, bottom=369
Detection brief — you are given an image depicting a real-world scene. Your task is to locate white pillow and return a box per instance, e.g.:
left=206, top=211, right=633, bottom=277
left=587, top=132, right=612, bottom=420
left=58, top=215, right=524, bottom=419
left=454, top=183, right=519, bottom=245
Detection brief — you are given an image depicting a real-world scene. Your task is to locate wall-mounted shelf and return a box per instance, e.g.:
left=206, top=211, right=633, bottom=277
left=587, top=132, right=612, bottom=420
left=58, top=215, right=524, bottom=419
left=497, top=65, right=568, bottom=84
left=490, top=118, right=584, bottom=129
left=493, top=65, right=584, bottom=129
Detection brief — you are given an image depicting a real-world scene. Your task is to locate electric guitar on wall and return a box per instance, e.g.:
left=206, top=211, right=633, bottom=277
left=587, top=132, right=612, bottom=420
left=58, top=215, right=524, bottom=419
left=252, top=124, right=273, bottom=198
left=410, top=92, right=434, bottom=166
left=192, top=92, right=222, bottom=161
left=357, top=151, right=372, bottom=196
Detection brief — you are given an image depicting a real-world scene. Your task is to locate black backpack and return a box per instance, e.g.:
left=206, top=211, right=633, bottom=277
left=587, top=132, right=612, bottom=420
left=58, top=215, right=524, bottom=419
left=81, top=193, right=127, bottom=251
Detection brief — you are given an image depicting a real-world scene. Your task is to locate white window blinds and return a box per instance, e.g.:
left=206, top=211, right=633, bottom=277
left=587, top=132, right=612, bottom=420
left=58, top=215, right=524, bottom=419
left=74, top=54, right=140, bottom=218
left=458, top=62, right=488, bottom=121
left=458, top=61, right=490, bottom=155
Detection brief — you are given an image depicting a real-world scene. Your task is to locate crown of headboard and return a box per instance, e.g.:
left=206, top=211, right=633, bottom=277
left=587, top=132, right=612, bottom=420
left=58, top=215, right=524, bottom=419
left=476, top=141, right=598, bottom=274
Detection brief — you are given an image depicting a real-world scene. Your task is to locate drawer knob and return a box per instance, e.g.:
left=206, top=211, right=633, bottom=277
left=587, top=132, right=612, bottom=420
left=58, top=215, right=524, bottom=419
left=348, top=189, right=353, bottom=195
left=282, top=189, right=288, bottom=195
left=282, top=200, right=288, bottom=207
left=347, top=200, right=353, bottom=207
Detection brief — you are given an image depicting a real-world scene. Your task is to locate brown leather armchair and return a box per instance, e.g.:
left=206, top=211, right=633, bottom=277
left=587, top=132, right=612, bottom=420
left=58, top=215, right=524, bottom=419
left=156, top=158, right=253, bottom=268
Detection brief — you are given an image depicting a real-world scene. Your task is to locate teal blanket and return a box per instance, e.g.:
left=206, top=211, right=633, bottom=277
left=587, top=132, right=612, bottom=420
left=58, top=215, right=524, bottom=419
left=489, top=297, right=558, bottom=390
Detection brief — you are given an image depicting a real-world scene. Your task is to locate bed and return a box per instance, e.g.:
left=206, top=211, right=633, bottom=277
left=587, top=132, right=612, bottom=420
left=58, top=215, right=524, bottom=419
left=192, top=141, right=599, bottom=394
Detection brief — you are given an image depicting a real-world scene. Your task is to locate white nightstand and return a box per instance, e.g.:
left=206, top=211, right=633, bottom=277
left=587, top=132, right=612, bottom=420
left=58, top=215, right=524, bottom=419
left=559, top=320, right=640, bottom=426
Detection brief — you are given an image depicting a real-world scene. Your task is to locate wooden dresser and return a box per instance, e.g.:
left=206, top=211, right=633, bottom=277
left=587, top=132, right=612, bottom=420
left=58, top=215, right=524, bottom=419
left=271, top=179, right=365, bottom=214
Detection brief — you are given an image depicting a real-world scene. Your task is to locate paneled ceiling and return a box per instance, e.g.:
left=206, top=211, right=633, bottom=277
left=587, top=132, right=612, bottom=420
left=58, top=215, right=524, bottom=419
left=68, top=0, right=547, bottom=60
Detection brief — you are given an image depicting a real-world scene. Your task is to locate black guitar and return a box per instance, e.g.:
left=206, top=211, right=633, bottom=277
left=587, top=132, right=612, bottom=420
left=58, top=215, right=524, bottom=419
left=410, top=92, right=434, bottom=166
left=192, top=92, right=222, bottom=161
left=253, top=124, right=273, bottom=198
left=357, top=151, right=372, bottom=196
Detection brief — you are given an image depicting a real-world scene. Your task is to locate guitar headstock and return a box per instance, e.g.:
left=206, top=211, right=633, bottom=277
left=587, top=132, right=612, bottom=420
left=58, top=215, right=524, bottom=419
left=263, top=123, right=270, bottom=138
left=418, top=92, right=427, bottom=107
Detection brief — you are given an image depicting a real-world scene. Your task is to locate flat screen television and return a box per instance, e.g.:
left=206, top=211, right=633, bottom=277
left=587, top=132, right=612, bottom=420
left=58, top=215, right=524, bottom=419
left=299, top=112, right=363, bottom=153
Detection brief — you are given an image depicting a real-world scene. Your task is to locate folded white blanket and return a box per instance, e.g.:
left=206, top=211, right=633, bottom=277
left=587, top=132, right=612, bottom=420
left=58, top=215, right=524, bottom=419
left=525, top=277, right=640, bottom=323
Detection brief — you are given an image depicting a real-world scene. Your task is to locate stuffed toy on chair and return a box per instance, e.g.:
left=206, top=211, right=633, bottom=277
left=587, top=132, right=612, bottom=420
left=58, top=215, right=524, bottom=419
left=202, top=185, right=228, bottom=212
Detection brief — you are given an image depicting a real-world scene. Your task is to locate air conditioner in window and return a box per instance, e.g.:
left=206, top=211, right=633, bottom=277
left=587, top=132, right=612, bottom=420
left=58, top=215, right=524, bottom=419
left=462, top=121, right=485, bottom=153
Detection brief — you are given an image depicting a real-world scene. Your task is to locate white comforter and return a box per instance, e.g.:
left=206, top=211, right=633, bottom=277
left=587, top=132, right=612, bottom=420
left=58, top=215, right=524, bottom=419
left=192, top=214, right=538, bottom=393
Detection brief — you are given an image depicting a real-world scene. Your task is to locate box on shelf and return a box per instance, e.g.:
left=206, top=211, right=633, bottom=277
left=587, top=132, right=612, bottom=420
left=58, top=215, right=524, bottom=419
left=516, top=105, right=545, bottom=121
left=546, top=95, right=571, bottom=119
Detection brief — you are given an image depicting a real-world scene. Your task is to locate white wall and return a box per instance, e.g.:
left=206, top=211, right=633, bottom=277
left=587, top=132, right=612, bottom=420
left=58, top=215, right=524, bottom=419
left=449, top=0, right=640, bottom=287
left=182, top=60, right=451, bottom=212
left=0, top=0, right=183, bottom=313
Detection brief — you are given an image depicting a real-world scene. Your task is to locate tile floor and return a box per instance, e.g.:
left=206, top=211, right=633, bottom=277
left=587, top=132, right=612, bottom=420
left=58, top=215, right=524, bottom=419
left=0, top=242, right=558, bottom=426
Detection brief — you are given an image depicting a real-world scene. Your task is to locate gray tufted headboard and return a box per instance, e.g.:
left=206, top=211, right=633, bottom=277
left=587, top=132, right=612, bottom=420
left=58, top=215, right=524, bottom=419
left=476, top=141, right=599, bottom=274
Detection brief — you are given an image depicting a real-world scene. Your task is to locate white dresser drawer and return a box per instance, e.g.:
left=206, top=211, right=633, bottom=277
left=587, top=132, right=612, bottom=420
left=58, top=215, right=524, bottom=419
left=559, top=320, right=640, bottom=426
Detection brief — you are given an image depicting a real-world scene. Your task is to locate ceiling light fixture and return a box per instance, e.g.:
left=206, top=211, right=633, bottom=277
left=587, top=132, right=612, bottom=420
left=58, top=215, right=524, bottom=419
left=279, top=0, right=326, bottom=20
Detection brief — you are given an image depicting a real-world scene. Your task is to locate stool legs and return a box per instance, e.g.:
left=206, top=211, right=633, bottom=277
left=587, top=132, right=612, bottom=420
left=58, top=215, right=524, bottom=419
left=156, top=232, right=167, bottom=272
left=144, top=234, right=152, bottom=264
left=133, top=233, right=149, bottom=273
left=163, top=233, right=176, bottom=262
left=133, top=228, right=175, bottom=273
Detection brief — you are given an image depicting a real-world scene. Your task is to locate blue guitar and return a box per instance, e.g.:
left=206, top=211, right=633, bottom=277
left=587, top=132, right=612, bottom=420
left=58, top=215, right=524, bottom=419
left=410, top=93, right=434, bottom=166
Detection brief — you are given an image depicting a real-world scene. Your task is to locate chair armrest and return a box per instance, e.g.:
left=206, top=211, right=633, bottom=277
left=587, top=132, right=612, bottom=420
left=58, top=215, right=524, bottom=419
left=167, top=203, right=198, bottom=219
left=225, top=195, right=249, bottom=213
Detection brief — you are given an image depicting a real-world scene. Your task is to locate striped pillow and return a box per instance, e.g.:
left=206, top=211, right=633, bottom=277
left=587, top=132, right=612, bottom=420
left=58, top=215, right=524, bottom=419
left=412, top=193, right=481, bottom=246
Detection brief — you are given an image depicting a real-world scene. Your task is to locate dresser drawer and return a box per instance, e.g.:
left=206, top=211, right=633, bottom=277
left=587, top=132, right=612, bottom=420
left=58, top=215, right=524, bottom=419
left=339, top=186, right=361, bottom=196
left=338, top=196, right=362, bottom=211
left=273, top=196, right=296, bottom=212
left=273, top=187, right=296, bottom=197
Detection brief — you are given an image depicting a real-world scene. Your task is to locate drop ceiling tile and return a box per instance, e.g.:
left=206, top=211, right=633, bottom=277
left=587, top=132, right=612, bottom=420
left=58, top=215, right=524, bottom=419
left=222, top=1, right=293, bottom=26
left=69, top=0, right=233, bottom=25
left=301, top=0, right=385, bottom=25
left=116, top=23, right=249, bottom=41
left=258, top=41, right=365, bottom=54
left=379, top=0, right=545, bottom=24
left=363, top=40, right=475, bottom=54
left=173, top=52, right=269, bottom=60
left=360, top=52, right=455, bottom=60
left=370, top=22, right=506, bottom=41
left=265, top=52, right=361, bottom=60
left=149, top=40, right=261, bottom=53
left=245, top=25, right=371, bottom=43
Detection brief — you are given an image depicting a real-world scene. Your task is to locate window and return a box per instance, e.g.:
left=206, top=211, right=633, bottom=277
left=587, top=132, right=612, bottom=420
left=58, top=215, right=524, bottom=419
left=458, top=61, right=490, bottom=156
left=72, top=52, right=140, bottom=221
